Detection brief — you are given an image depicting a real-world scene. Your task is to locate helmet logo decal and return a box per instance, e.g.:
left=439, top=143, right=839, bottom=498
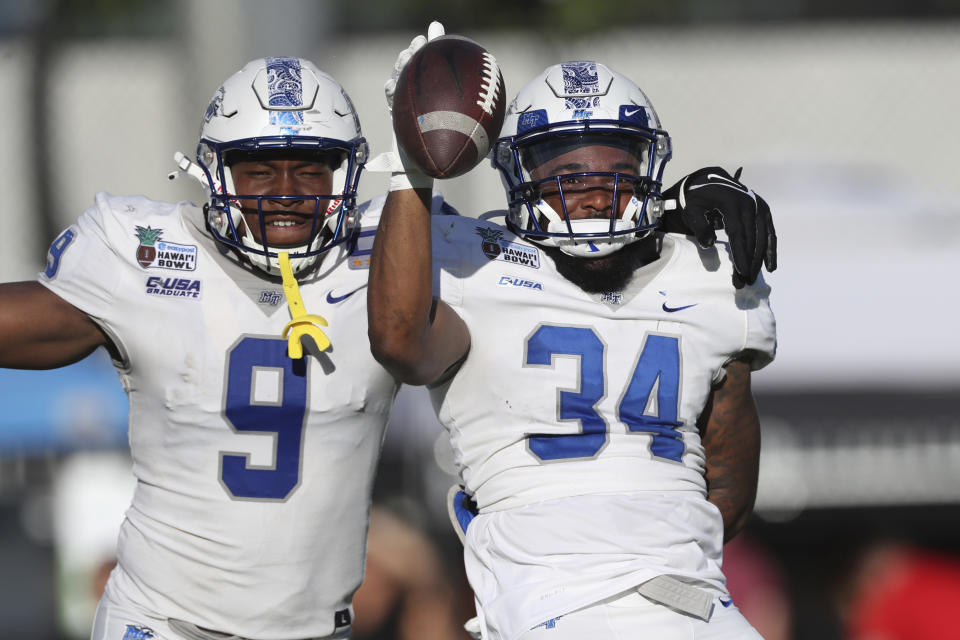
left=619, top=104, right=649, bottom=127
left=203, top=87, right=224, bottom=124
left=265, top=57, right=305, bottom=127
left=561, top=61, right=601, bottom=110
left=517, top=109, right=548, bottom=134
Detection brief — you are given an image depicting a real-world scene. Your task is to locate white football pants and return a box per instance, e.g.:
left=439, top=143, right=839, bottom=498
left=90, top=589, right=350, bottom=640
left=515, top=589, right=764, bottom=640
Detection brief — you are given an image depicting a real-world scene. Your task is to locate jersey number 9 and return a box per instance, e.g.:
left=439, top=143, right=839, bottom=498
left=220, top=336, right=308, bottom=500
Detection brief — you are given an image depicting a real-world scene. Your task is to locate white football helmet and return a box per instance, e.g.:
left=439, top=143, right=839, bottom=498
left=188, top=57, right=368, bottom=275
left=493, top=61, right=672, bottom=257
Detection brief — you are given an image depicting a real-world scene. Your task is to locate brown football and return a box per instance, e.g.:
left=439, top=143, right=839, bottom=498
left=392, top=35, right=506, bottom=179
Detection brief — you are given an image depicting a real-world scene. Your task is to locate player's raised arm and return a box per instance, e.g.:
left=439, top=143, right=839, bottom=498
left=0, top=281, right=108, bottom=369
left=368, top=24, right=504, bottom=385
left=368, top=187, right=470, bottom=386
left=698, top=358, right=762, bottom=542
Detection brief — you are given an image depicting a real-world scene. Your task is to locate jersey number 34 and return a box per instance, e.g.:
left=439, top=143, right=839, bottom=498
left=525, top=325, right=683, bottom=463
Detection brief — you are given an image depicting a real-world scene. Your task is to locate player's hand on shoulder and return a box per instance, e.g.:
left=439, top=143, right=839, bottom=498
left=660, top=167, right=777, bottom=288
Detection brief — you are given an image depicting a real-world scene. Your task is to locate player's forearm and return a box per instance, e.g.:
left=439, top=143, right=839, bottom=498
left=707, top=471, right=758, bottom=542
left=701, top=360, right=761, bottom=542
left=368, top=189, right=464, bottom=385
left=0, top=281, right=106, bottom=369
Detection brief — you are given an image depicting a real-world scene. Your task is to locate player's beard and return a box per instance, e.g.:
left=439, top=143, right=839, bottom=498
left=541, top=234, right=661, bottom=293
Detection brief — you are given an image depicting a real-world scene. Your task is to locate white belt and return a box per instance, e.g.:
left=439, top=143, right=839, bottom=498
left=636, top=575, right=717, bottom=621
left=167, top=619, right=345, bottom=640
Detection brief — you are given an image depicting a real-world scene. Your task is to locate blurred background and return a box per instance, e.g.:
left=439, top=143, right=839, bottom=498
left=1, top=0, right=959, bottom=638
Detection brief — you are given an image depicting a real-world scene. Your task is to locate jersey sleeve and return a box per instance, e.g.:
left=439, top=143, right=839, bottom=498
left=430, top=215, right=469, bottom=309
left=36, top=192, right=146, bottom=363
left=38, top=193, right=128, bottom=322
left=740, top=274, right=777, bottom=371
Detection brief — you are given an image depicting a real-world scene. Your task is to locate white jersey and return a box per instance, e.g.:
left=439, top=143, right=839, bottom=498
left=40, top=192, right=398, bottom=639
left=427, top=214, right=776, bottom=640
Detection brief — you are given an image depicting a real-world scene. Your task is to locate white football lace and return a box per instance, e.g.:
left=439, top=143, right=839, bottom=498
left=477, top=52, right=502, bottom=116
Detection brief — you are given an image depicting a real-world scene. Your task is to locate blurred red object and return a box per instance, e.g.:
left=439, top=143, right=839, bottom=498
left=723, top=534, right=792, bottom=640
left=846, top=543, right=960, bottom=640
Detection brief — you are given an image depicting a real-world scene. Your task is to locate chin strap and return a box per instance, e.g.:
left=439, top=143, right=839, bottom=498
left=278, top=252, right=331, bottom=358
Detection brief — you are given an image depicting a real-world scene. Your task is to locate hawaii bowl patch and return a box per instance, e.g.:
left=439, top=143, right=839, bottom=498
left=134, top=226, right=197, bottom=271
left=474, top=226, right=540, bottom=269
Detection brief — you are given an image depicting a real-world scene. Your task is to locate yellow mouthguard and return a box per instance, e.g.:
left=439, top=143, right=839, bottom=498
left=279, top=252, right=331, bottom=358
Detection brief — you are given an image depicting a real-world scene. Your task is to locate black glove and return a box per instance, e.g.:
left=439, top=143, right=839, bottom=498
left=660, top=167, right=777, bottom=288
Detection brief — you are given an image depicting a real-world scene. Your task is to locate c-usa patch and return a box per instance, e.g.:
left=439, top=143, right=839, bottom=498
left=498, top=275, right=543, bottom=291
left=145, top=277, right=201, bottom=299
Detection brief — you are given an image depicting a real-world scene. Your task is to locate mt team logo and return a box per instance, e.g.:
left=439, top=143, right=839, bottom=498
left=475, top=226, right=540, bottom=269
left=134, top=226, right=198, bottom=271
left=259, top=290, right=283, bottom=306
left=145, top=276, right=202, bottom=299
left=123, top=625, right=155, bottom=640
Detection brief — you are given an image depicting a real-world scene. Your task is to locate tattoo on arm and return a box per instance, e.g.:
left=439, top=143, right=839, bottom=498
left=699, top=359, right=761, bottom=543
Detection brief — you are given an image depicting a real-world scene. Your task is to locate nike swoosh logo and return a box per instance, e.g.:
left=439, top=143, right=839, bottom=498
left=623, top=107, right=643, bottom=117
left=326, top=288, right=362, bottom=304
left=688, top=174, right=756, bottom=200
left=662, top=302, right=698, bottom=313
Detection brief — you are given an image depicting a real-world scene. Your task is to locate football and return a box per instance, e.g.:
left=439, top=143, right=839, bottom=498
left=392, top=35, right=506, bottom=179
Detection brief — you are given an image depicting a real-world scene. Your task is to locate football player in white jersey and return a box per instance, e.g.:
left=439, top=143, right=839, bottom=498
left=0, top=58, right=396, bottom=640
left=368, top=46, right=777, bottom=640
left=0, top=48, right=774, bottom=640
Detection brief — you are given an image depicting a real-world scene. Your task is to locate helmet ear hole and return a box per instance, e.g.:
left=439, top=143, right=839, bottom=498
left=521, top=184, right=541, bottom=203
left=632, top=178, right=654, bottom=198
